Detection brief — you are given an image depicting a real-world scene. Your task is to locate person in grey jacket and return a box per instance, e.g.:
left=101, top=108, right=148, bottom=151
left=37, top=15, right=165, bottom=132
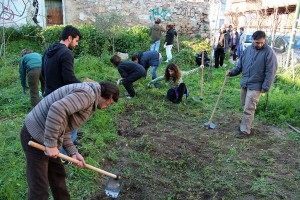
left=226, top=31, right=277, bottom=139
left=20, top=81, right=119, bottom=200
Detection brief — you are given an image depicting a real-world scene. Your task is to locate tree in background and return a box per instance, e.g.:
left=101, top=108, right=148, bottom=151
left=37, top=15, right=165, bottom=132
left=94, top=13, right=125, bottom=54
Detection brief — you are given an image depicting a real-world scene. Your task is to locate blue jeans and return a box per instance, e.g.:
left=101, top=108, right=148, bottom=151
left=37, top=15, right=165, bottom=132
left=150, top=40, right=160, bottom=52
left=60, top=129, right=78, bottom=156
left=150, top=54, right=162, bottom=88
left=237, top=44, right=243, bottom=57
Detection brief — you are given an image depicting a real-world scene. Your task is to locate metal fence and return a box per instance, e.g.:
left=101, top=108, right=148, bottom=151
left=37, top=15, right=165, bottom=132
left=275, top=49, right=300, bottom=70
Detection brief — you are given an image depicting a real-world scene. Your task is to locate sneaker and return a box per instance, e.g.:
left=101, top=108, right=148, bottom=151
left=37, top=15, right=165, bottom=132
left=126, top=96, right=132, bottom=99
left=235, top=131, right=251, bottom=139
left=61, top=159, right=72, bottom=165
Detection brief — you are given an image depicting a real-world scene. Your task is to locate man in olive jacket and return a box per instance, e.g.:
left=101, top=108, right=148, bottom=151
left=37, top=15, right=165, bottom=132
left=226, top=31, right=277, bottom=139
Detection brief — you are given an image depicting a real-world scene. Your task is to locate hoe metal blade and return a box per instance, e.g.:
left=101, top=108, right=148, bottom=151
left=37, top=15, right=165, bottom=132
left=192, top=97, right=203, bottom=101
left=204, top=121, right=216, bottom=129
left=105, top=177, right=123, bottom=198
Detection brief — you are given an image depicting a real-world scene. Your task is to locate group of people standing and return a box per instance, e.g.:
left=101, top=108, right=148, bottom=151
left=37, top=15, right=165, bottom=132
left=18, top=19, right=278, bottom=199
left=214, top=24, right=246, bottom=68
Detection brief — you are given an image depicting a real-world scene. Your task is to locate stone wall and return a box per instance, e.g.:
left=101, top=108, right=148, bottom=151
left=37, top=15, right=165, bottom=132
left=65, top=0, right=210, bottom=38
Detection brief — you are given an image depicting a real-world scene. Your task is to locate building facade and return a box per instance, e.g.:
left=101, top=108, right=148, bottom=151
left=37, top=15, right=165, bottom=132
left=1, top=0, right=211, bottom=37
left=225, top=0, right=299, bottom=35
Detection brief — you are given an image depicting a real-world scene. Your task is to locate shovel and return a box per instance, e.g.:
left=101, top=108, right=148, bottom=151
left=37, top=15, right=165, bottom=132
left=28, top=141, right=123, bottom=198
left=204, top=75, right=228, bottom=129
left=193, top=51, right=205, bottom=101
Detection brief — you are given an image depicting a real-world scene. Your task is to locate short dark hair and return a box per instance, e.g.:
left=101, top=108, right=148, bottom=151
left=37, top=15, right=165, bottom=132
left=60, top=25, right=82, bottom=40
left=99, top=81, right=120, bottom=102
left=240, top=27, right=244, bottom=31
left=155, top=18, right=161, bottom=24
left=252, top=31, right=266, bottom=40
left=20, top=48, right=33, bottom=56
left=131, top=53, right=139, bottom=62
left=110, top=55, right=122, bottom=66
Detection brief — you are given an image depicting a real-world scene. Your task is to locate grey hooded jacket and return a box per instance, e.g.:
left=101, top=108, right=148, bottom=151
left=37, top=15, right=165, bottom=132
left=229, top=43, right=277, bottom=92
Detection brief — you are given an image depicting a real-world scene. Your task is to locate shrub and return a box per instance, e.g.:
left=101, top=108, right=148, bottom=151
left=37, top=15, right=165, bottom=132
left=0, top=27, right=22, bottom=42
left=181, top=38, right=211, bottom=53
left=115, top=26, right=150, bottom=54
left=171, top=48, right=196, bottom=67
left=40, top=25, right=105, bottom=57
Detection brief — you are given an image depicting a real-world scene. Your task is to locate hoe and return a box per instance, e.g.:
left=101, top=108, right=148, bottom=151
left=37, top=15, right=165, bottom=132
left=28, top=141, right=123, bottom=198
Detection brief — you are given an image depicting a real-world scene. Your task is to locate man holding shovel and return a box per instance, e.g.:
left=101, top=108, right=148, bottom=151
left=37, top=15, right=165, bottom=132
left=20, top=81, right=119, bottom=199
left=226, top=31, right=277, bottom=139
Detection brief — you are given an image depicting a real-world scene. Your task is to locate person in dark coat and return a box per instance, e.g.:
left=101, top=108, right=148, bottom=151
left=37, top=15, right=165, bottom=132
left=230, top=27, right=239, bottom=61
left=41, top=25, right=82, bottom=96
left=111, top=55, right=146, bottom=98
left=132, top=50, right=162, bottom=88
left=41, top=25, right=82, bottom=159
left=164, top=23, right=177, bottom=62
left=214, top=25, right=230, bottom=68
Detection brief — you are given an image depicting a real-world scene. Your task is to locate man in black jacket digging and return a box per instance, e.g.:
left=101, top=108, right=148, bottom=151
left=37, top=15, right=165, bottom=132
left=41, top=25, right=82, bottom=160
left=111, top=55, right=146, bottom=99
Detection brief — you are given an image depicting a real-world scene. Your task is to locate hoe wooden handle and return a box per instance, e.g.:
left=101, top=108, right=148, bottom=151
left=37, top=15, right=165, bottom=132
left=28, top=141, right=118, bottom=179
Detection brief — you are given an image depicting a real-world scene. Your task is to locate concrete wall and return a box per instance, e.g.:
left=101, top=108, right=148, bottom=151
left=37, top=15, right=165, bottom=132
left=65, top=0, right=210, bottom=37
left=1, top=0, right=210, bottom=38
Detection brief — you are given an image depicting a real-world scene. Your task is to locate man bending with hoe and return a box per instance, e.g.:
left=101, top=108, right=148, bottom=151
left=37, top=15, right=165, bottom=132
left=226, top=31, right=277, bottom=139
left=20, top=81, right=119, bottom=199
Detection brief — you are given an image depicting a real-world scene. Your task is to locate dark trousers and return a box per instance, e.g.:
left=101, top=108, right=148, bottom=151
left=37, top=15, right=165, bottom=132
left=231, top=45, right=238, bottom=61
left=27, top=68, right=44, bottom=107
left=122, top=73, right=144, bottom=97
left=20, top=125, right=70, bottom=200
left=214, top=48, right=225, bottom=68
left=167, top=83, right=187, bottom=103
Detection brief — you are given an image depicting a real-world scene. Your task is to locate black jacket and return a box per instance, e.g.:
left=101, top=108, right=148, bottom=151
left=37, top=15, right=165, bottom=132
left=42, top=43, right=81, bottom=96
left=117, top=61, right=146, bottom=82
left=165, top=29, right=177, bottom=45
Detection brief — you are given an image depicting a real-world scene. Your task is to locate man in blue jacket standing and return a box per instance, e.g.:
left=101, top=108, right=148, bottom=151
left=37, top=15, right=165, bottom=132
left=132, top=50, right=162, bottom=88
left=226, top=31, right=277, bottom=139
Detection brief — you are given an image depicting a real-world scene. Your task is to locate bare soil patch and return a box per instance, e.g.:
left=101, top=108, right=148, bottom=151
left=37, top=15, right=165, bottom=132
left=92, top=104, right=298, bottom=199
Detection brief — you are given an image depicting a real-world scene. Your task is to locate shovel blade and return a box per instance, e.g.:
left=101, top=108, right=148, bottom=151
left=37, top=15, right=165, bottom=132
left=105, top=177, right=123, bottom=198
left=204, top=122, right=216, bottom=129
left=192, top=97, right=203, bottom=101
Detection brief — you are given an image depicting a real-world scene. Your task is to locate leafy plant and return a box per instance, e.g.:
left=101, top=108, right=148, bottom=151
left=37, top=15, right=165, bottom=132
left=94, top=13, right=125, bottom=54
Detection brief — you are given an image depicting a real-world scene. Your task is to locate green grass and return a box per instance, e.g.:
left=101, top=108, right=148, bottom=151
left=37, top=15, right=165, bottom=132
left=1, top=39, right=300, bottom=199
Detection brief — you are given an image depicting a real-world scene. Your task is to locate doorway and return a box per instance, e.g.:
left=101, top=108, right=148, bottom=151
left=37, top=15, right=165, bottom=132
left=45, top=0, right=63, bottom=26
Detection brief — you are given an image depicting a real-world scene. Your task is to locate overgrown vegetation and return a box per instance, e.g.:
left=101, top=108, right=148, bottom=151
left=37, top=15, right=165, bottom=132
left=0, top=25, right=299, bottom=199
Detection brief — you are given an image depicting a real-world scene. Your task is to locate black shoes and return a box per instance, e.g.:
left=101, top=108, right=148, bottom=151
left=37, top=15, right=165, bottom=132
left=235, top=131, right=252, bottom=139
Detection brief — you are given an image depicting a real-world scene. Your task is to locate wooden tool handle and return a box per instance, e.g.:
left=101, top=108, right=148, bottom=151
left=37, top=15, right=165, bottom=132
left=28, top=141, right=118, bottom=179
left=208, top=75, right=228, bottom=123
